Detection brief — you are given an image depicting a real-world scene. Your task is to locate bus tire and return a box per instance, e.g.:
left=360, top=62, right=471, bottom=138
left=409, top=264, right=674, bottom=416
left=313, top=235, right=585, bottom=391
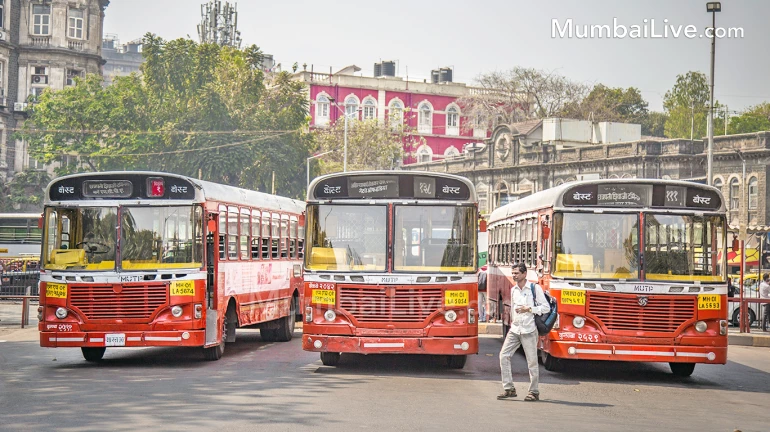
left=204, top=316, right=228, bottom=361
left=320, top=352, right=341, bottom=366
left=81, top=347, right=106, bottom=362
left=275, top=296, right=297, bottom=342
left=261, top=328, right=277, bottom=342
left=669, top=362, right=696, bottom=377
left=542, top=353, right=562, bottom=372
left=446, top=355, right=467, bottom=369
left=731, top=308, right=756, bottom=327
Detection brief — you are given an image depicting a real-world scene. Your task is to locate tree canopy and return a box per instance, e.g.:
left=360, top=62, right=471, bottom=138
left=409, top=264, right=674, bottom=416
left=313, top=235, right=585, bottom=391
left=19, top=34, right=311, bottom=198
left=728, top=103, right=770, bottom=135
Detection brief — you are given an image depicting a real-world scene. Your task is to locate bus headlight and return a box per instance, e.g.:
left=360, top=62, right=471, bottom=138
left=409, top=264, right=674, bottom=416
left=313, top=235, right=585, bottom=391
left=37, top=306, right=43, bottom=321
left=695, top=321, right=708, bottom=333
left=719, top=320, right=728, bottom=335
left=305, top=307, right=313, bottom=323
left=445, top=310, right=457, bottom=323
left=572, top=316, right=585, bottom=329
left=171, top=306, right=183, bottom=317
left=194, top=304, right=203, bottom=319
left=468, top=308, right=476, bottom=324
left=55, top=307, right=68, bottom=319
left=324, top=310, right=336, bottom=322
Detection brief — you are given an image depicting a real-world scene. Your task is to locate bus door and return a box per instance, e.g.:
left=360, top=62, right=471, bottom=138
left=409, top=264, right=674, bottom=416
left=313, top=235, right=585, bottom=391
left=205, top=211, right=220, bottom=346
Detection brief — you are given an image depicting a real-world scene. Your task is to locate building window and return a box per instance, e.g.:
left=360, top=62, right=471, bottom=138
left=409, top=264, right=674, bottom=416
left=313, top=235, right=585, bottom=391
left=315, top=94, right=329, bottom=126
left=66, top=69, right=83, bottom=86
left=32, top=5, right=51, bottom=36
left=446, top=105, right=459, bottom=136
left=0, top=0, right=5, bottom=30
left=713, top=178, right=723, bottom=191
left=418, top=102, right=432, bottom=134
left=729, top=178, right=740, bottom=210
left=362, top=98, right=376, bottom=120
left=389, top=100, right=403, bottom=129
left=473, top=114, right=487, bottom=138
left=444, top=146, right=460, bottom=159
left=344, top=96, right=359, bottom=121
left=748, top=177, right=758, bottom=209
left=68, top=9, right=84, bottom=39
left=0, top=61, right=5, bottom=99
left=416, top=145, right=432, bottom=163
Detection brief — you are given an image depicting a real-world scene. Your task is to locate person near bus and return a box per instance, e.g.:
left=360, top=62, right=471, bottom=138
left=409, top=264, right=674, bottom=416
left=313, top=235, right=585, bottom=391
left=498, top=262, right=550, bottom=402
left=760, top=273, right=770, bottom=331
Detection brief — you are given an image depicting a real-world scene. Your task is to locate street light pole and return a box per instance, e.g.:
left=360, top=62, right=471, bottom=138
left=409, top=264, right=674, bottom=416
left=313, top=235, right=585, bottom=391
left=735, top=149, right=748, bottom=331
left=343, top=111, right=349, bottom=172
left=706, top=2, right=721, bottom=186
left=307, top=150, right=334, bottom=190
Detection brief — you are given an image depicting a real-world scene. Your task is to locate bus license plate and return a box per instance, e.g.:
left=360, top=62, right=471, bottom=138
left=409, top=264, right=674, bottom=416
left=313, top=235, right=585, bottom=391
left=445, top=290, right=469, bottom=307
left=105, top=334, right=126, bottom=347
left=312, top=289, right=336, bottom=305
left=697, top=294, right=721, bottom=310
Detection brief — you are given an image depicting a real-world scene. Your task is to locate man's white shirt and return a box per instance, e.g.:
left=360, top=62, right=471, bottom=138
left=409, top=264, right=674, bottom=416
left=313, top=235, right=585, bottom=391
left=509, top=282, right=551, bottom=335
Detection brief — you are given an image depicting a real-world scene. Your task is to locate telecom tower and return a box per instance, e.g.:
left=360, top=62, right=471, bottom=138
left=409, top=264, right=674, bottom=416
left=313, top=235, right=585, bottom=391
left=197, top=1, right=242, bottom=48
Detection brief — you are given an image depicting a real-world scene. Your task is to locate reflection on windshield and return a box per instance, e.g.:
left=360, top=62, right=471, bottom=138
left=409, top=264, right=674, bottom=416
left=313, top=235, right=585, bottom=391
left=644, top=214, right=725, bottom=282
left=553, top=212, right=639, bottom=279
left=305, top=205, right=387, bottom=271
left=122, top=206, right=203, bottom=270
left=394, top=206, right=476, bottom=272
left=43, top=207, right=118, bottom=270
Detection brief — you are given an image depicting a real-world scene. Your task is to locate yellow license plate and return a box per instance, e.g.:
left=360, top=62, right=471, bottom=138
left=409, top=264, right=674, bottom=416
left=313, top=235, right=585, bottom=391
left=445, top=290, right=469, bottom=307
left=312, top=289, right=336, bottom=305
left=46, top=282, right=68, bottom=299
left=170, top=280, right=195, bottom=296
left=561, top=289, right=586, bottom=305
left=698, top=294, right=721, bottom=310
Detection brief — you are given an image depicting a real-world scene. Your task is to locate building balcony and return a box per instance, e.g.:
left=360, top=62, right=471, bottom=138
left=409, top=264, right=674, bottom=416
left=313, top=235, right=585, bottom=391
left=30, top=36, right=51, bottom=47
left=68, top=40, right=85, bottom=51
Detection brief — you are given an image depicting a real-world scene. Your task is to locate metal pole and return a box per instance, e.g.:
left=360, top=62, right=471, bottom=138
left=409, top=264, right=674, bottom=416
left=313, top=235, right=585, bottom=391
left=740, top=156, right=748, bottom=332
left=343, top=111, right=349, bottom=172
left=707, top=10, right=716, bottom=186
left=306, top=157, right=310, bottom=188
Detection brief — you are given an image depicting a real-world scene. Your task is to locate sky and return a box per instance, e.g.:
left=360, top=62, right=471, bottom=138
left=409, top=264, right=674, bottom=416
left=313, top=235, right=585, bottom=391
left=104, top=0, right=770, bottom=113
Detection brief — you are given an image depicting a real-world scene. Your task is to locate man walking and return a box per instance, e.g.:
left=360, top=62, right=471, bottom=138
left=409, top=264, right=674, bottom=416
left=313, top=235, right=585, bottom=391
left=498, top=262, right=550, bottom=402
left=760, top=273, right=770, bottom=331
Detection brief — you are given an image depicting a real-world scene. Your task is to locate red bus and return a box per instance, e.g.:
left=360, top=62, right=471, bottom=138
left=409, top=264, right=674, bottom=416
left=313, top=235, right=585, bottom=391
left=487, top=179, right=728, bottom=376
left=38, top=171, right=305, bottom=361
left=302, top=171, right=479, bottom=368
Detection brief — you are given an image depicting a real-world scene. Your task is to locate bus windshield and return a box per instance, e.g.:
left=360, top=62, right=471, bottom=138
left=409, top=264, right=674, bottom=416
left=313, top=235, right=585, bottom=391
left=121, top=206, right=204, bottom=270
left=305, top=205, right=387, bottom=271
left=43, top=207, right=118, bottom=271
left=644, top=214, right=725, bottom=282
left=553, top=212, right=640, bottom=279
left=394, top=205, right=476, bottom=273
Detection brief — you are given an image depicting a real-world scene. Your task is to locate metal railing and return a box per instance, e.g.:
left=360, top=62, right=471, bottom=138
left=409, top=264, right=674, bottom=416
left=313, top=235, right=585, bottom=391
left=729, top=298, right=770, bottom=333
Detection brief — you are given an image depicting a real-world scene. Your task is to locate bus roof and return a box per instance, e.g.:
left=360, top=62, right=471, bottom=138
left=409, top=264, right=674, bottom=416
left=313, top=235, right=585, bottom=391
left=489, top=179, right=726, bottom=225
left=307, top=171, right=477, bottom=202
left=44, top=171, right=304, bottom=214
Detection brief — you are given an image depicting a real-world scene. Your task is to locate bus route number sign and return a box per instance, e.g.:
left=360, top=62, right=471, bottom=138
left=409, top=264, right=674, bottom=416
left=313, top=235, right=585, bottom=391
left=697, top=294, right=721, bottom=310
left=560, top=289, right=586, bottom=305
left=171, top=280, right=195, bottom=296
left=46, top=282, right=67, bottom=299
left=445, top=290, right=469, bottom=307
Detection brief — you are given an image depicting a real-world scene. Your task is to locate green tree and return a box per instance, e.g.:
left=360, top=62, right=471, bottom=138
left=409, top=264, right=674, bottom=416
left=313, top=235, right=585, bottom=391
left=19, top=34, right=311, bottom=199
left=728, top=103, right=770, bottom=134
left=662, top=71, right=723, bottom=139
left=0, top=169, right=51, bottom=211
left=640, top=111, right=668, bottom=137
left=564, top=84, right=649, bottom=124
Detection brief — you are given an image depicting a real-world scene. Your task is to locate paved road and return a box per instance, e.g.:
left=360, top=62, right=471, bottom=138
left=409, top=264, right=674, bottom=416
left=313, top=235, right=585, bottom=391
left=1, top=329, right=768, bottom=432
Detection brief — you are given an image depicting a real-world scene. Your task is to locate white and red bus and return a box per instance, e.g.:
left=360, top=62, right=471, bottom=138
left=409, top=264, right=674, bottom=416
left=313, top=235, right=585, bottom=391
left=38, top=171, right=305, bottom=361
left=487, top=179, right=728, bottom=376
left=302, top=171, right=479, bottom=368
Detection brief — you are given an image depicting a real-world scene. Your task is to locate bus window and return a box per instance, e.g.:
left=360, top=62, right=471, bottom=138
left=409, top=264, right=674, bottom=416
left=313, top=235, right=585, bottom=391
left=227, top=207, right=238, bottom=260
left=271, top=214, right=280, bottom=259
left=280, top=215, right=289, bottom=258
left=290, top=217, right=298, bottom=259
left=297, top=217, right=305, bottom=259
left=218, top=205, right=227, bottom=260
left=261, top=212, right=270, bottom=259
left=240, top=209, right=250, bottom=260
left=43, top=207, right=117, bottom=270
left=251, top=211, right=260, bottom=259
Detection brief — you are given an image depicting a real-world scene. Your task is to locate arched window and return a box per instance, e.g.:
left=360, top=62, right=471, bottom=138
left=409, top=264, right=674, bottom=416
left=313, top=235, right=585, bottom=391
left=362, top=98, right=376, bottom=120
left=418, top=102, right=433, bottom=134
left=444, top=146, right=460, bottom=159
left=494, top=182, right=509, bottom=209
left=446, top=105, right=459, bottom=136
left=713, top=178, right=723, bottom=190
left=416, top=145, right=433, bottom=163
left=389, top=100, right=404, bottom=129
left=315, top=94, right=330, bottom=126
left=748, top=176, right=758, bottom=209
left=344, top=96, right=359, bottom=121
left=729, top=177, right=740, bottom=210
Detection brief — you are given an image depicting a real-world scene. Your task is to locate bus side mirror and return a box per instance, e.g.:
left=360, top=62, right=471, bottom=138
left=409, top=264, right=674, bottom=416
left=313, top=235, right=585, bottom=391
left=542, top=226, right=551, bottom=240
left=479, top=219, right=487, bottom=232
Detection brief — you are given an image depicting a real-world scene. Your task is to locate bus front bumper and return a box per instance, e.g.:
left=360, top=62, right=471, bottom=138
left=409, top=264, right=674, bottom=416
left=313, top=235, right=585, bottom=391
left=302, top=334, right=479, bottom=355
left=40, top=330, right=207, bottom=348
left=547, top=340, right=727, bottom=364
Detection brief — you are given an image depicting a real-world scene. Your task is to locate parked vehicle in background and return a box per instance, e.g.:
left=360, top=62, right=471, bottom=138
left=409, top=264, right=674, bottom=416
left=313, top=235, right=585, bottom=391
left=0, top=213, right=43, bottom=256
left=728, top=273, right=761, bottom=327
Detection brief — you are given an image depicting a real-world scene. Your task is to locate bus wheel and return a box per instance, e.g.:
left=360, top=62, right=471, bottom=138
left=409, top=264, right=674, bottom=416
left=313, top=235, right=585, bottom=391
left=81, top=347, right=106, bottom=362
left=669, top=362, right=695, bottom=377
left=542, top=353, right=562, bottom=372
left=261, top=328, right=277, bottom=342
left=731, top=308, right=756, bottom=327
left=204, top=317, right=227, bottom=361
left=275, top=296, right=297, bottom=342
left=320, top=352, right=341, bottom=366
left=446, top=355, right=467, bottom=369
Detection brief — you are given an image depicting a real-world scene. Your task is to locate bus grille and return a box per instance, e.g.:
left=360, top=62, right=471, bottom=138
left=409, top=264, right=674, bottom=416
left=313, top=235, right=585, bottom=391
left=587, top=292, right=695, bottom=333
left=69, top=284, right=168, bottom=320
left=339, top=286, right=443, bottom=323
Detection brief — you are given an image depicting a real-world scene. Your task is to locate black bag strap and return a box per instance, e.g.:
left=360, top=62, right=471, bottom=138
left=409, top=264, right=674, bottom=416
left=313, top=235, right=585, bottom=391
left=529, top=282, right=539, bottom=307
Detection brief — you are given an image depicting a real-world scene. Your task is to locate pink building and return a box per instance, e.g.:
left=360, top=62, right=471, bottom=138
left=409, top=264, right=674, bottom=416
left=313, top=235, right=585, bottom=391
left=293, top=65, right=525, bottom=165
